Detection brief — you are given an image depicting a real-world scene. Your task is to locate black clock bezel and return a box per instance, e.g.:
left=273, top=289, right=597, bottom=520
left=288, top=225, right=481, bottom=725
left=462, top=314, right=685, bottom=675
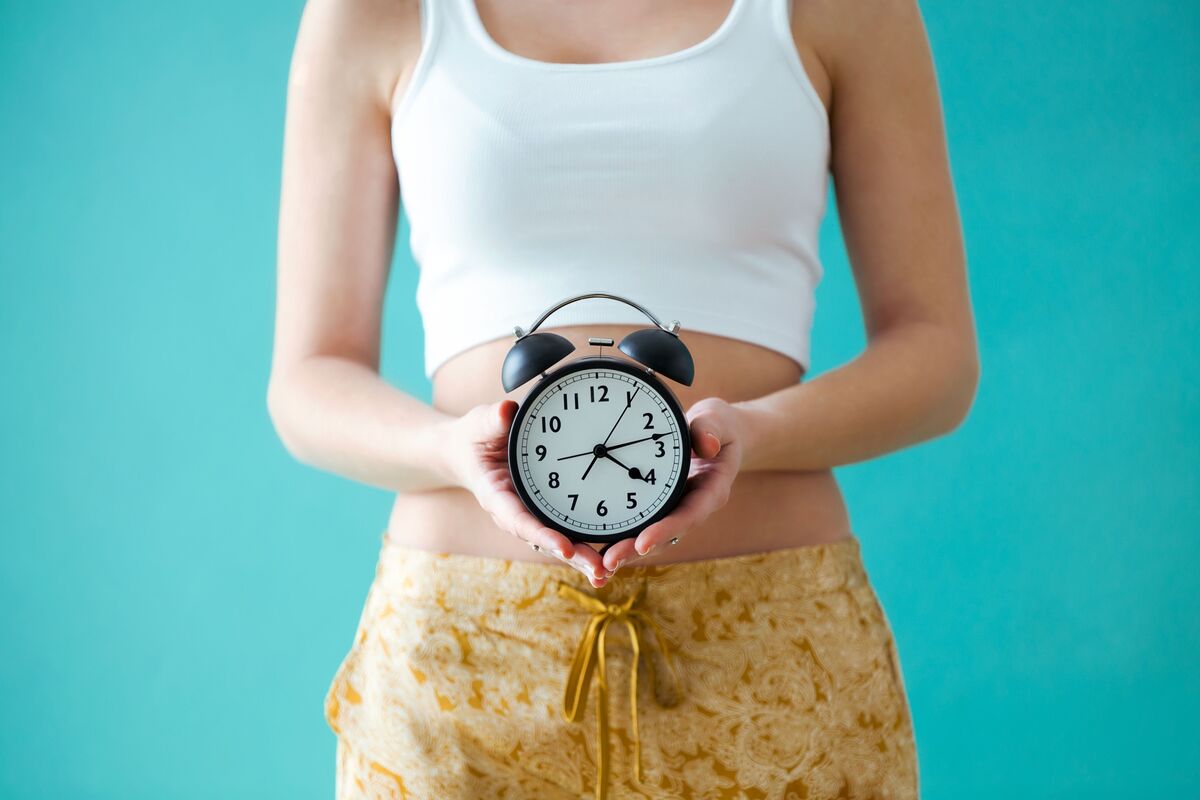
left=506, top=355, right=692, bottom=545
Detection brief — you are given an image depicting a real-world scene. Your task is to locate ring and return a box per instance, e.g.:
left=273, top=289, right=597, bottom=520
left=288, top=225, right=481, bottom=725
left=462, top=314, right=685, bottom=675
left=670, top=537, right=679, bottom=545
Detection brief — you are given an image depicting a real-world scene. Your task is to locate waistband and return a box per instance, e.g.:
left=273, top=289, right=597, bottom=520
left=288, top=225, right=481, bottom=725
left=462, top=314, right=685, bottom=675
left=370, top=530, right=869, bottom=614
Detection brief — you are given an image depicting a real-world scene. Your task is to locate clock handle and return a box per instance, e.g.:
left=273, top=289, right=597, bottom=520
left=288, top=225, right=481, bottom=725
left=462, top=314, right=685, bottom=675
left=502, top=291, right=696, bottom=390
left=513, top=291, right=680, bottom=339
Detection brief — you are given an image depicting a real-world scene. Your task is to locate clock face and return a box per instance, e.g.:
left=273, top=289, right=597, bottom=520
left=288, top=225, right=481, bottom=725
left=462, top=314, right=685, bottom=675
left=508, top=358, right=690, bottom=541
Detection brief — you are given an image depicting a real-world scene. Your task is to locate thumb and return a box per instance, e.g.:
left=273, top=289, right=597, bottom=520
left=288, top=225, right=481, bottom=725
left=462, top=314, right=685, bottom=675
left=689, top=417, right=723, bottom=459
left=481, top=398, right=519, bottom=441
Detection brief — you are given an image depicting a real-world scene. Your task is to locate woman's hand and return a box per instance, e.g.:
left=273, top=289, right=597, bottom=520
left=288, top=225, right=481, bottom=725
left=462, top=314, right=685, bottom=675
left=440, top=399, right=613, bottom=587
left=600, top=397, right=746, bottom=575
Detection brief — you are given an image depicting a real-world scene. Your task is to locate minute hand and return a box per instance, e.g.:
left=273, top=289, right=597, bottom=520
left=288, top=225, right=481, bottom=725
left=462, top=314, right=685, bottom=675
left=605, top=432, right=669, bottom=452
left=601, top=385, right=639, bottom=446
left=557, top=430, right=668, bottom=461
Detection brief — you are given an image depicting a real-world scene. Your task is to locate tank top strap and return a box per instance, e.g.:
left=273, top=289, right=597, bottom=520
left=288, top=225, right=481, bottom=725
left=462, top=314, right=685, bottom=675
left=680, top=0, right=803, bottom=52
left=402, top=0, right=487, bottom=64
left=439, top=0, right=481, bottom=38
left=721, top=0, right=810, bottom=61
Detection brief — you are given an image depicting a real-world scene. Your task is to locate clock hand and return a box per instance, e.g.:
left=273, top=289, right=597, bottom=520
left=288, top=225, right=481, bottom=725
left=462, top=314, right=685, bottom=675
left=580, top=387, right=642, bottom=479
left=601, top=385, right=639, bottom=447
left=602, top=452, right=651, bottom=482
left=558, top=422, right=663, bottom=461
left=581, top=453, right=599, bottom=481
left=604, top=432, right=670, bottom=452
left=556, top=449, right=595, bottom=461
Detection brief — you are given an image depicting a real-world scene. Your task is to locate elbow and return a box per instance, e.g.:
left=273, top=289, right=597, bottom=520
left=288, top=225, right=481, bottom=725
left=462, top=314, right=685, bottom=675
left=266, top=373, right=314, bottom=466
left=936, top=344, right=981, bottom=435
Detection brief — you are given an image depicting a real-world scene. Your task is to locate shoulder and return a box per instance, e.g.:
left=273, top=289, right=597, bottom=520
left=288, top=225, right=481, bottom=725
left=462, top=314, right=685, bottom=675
left=289, top=0, right=422, bottom=112
left=791, top=0, right=932, bottom=79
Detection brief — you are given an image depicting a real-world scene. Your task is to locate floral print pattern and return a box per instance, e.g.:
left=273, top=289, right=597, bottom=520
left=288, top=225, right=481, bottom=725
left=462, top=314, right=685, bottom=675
left=325, top=532, right=918, bottom=799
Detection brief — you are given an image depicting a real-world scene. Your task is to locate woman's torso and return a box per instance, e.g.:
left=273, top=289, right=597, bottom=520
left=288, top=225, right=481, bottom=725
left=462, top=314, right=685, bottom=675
left=381, top=0, right=849, bottom=565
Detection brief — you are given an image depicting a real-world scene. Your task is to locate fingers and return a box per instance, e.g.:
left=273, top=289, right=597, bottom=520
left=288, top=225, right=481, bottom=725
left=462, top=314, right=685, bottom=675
left=633, top=475, right=729, bottom=556
left=479, top=399, right=518, bottom=443
left=484, top=488, right=571, bottom=555
left=569, top=546, right=611, bottom=588
left=601, top=538, right=642, bottom=573
left=464, top=399, right=611, bottom=585
left=605, top=474, right=730, bottom=572
left=478, top=484, right=614, bottom=586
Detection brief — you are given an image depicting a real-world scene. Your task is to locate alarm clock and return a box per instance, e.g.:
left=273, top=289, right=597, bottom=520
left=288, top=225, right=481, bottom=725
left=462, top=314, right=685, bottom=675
left=501, top=292, right=696, bottom=553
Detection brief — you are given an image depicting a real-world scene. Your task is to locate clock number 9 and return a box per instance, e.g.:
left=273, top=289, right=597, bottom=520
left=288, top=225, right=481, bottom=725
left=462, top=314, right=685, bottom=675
left=535, top=444, right=547, bottom=461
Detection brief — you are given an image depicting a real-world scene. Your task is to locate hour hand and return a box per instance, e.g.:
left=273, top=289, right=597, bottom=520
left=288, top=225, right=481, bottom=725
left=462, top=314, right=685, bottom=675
left=603, top=451, right=650, bottom=482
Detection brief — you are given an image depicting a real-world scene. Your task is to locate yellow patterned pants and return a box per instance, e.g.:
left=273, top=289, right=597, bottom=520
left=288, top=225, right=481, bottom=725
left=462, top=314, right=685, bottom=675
left=325, top=532, right=919, bottom=799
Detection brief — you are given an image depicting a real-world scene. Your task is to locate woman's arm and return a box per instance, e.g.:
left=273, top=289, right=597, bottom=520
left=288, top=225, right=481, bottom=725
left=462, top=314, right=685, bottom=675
left=735, top=0, right=979, bottom=473
left=266, top=0, right=455, bottom=494
left=622, top=0, right=978, bottom=563
left=267, top=0, right=610, bottom=581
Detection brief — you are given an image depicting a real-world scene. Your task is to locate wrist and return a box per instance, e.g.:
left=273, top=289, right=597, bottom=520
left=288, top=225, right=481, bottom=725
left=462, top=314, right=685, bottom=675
left=730, top=399, right=783, bottom=472
left=414, top=412, right=467, bottom=490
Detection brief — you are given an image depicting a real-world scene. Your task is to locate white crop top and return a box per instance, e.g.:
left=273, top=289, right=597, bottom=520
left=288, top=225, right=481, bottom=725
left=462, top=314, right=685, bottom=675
left=392, top=0, right=831, bottom=379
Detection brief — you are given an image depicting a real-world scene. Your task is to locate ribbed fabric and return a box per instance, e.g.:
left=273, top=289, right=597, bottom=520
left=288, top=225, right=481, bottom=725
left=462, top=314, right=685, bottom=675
left=393, top=0, right=831, bottom=379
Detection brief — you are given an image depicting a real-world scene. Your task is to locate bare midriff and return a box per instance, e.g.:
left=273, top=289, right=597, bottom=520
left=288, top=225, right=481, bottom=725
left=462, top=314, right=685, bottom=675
left=386, top=324, right=854, bottom=566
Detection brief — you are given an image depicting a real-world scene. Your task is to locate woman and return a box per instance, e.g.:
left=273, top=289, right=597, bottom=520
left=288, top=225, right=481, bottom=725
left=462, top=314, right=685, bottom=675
left=269, top=0, right=978, bottom=796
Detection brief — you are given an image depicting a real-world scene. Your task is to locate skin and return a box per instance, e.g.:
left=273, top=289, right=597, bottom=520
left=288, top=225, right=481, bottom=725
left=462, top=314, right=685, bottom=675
left=268, top=0, right=979, bottom=590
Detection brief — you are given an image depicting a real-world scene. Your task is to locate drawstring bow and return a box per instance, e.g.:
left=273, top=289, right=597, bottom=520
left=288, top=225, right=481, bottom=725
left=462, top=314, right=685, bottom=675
left=555, top=578, right=682, bottom=800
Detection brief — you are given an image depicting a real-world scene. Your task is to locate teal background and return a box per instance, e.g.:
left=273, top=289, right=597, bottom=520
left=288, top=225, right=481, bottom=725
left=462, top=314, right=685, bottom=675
left=1, top=0, right=1196, bottom=797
